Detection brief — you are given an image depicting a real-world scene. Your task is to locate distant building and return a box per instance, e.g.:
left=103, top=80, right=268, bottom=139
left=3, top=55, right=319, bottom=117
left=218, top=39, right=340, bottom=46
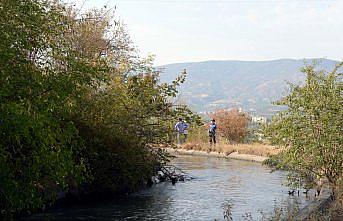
left=251, top=116, right=267, bottom=124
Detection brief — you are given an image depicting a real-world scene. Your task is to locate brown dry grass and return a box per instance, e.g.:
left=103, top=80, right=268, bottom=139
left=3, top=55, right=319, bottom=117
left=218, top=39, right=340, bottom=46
left=179, top=142, right=281, bottom=157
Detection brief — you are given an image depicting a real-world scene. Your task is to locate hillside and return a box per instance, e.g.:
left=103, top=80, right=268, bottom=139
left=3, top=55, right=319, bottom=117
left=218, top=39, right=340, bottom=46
left=159, top=58, right=338, bottom=116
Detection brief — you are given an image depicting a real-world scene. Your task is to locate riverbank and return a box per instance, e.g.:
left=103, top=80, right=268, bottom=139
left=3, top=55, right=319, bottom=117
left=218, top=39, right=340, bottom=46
left=165, top=144, right=343, bottom=220
left=25, top=153, right=313, bottom=221
left=163, top=143, right=278, bottom=163
left=164, top=145, right=343, bottom=220
left=186, top=142, right=279, bottom=155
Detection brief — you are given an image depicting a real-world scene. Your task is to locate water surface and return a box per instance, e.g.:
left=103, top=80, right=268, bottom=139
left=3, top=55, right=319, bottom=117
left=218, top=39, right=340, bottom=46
left=28, top=154, right=316, bottom=220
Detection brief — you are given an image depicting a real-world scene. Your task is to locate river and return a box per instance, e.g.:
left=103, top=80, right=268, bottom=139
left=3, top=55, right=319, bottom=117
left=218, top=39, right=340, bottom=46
left=27, top=154, right=317, bottom=220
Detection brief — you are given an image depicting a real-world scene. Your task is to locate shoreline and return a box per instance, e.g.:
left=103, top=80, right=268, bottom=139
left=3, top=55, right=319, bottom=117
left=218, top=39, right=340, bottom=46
left=164, top=147, right=336, bottom=220
left=164, top=147, right=337, bottom=219
left=163, top=147, right=268, bottom=163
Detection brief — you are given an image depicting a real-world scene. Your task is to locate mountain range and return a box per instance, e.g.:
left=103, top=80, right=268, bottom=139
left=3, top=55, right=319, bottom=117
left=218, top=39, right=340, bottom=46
left=159, top=58, right=338, bottom=116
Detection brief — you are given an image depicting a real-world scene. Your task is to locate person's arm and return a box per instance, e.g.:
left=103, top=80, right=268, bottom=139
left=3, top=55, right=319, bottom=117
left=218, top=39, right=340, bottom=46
left=213, top=124, right=217, bottom=132
left=174, top=122, right=179, bottom=131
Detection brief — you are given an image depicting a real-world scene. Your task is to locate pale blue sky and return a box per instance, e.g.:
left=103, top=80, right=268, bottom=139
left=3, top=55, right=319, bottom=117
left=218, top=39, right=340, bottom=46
left=64, top=0, right=343, bottom=65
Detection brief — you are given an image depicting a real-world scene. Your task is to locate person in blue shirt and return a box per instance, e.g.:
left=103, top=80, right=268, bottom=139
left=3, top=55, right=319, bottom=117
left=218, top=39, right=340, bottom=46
left=209, top=119, right=217, bottom=145
left=174, top=118, right=188, bottom=145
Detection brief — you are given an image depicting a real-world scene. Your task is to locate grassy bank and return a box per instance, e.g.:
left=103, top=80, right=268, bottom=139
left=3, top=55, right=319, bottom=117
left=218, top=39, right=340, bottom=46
left=178, top=142, right=280, bottom=157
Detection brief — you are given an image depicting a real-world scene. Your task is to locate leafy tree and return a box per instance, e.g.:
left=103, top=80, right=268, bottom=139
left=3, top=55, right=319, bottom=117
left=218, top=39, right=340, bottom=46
left=62, top=8, right=200, bottom=193
left=0, top=0, right=103, bottom=215
left=0, top=0, right=200, bottom=216
left=265, top=62, right=343, bottom=195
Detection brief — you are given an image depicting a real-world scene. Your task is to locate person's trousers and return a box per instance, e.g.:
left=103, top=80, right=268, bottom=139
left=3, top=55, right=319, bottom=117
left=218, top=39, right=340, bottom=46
left=177, top=132, right=187, bottom=144
left=209, top=133, right=216, bottom=144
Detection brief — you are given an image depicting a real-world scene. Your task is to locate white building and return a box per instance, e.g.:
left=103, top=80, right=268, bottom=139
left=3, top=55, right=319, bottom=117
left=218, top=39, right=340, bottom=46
left=251, top=116, right=267, bottom=124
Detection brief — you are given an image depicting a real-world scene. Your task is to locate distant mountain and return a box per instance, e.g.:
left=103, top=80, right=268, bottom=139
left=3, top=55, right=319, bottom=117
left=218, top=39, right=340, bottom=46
left=159, top=58, right=338, bottom=116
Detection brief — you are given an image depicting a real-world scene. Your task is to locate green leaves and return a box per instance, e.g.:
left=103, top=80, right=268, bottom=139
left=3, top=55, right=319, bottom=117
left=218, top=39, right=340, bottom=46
left=265, top=62, right=343, bottom=189
left=0, top=0, right=200, bottom=216
left=0, top=0, right=92, bottom=215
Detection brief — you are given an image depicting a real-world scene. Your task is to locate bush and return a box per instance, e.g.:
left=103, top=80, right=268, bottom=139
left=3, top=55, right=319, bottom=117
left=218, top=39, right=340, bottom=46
left=210, top=109, right=250, bottom=143
left=265, top=62, right=343, bottom=195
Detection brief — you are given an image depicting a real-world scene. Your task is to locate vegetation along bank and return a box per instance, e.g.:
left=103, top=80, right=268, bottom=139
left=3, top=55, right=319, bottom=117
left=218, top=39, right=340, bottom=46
left=0, top=0, right=201, bottom=218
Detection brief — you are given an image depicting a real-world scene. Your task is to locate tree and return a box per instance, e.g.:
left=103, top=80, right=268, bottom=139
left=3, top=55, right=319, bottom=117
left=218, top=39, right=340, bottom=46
left=211, top=108, right=250, bottom=143
left=0, top=0, right=99, bottom=214
left=265, top=62, right=343, bottom=195
left=63, top=9, right=201, bottom=194
left=0, top=0, right=200, bottom=216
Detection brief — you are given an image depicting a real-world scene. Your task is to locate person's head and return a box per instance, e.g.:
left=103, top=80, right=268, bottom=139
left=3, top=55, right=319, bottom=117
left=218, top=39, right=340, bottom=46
left=211, top=119, right=215, bottom=124
left=178, top=117, right=183, bottom=122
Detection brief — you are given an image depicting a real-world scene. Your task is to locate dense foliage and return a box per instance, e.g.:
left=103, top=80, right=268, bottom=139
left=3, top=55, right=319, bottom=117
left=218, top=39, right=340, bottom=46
left=265, top=63, right=343, bottom=194
left=210, top=109, right=250, bottom=143
left=0, top=0, right=199, bottom=216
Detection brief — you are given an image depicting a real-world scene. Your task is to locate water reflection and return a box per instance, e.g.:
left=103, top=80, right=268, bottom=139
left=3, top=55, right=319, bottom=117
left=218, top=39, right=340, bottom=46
left=27, top=154, right=316, bottom=221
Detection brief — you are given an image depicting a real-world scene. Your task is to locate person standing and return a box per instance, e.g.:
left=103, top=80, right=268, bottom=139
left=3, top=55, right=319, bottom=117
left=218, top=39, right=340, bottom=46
left=209, top=119, right=217, bottom=145
left=174, top=118, right=188, bottom=145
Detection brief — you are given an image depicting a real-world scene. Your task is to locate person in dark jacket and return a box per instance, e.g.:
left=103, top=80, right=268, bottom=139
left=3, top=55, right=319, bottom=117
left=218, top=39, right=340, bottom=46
left=209, top=119, right=217, bottom=145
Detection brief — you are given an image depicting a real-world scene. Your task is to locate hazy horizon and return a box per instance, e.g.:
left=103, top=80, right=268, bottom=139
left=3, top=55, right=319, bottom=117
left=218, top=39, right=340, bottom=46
left=64, top=0, right=343, bottom=65
left=158, top=57, right=339, bottom=66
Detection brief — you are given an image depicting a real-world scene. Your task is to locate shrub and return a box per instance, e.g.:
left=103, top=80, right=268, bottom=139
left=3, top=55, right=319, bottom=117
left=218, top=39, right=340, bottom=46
left=265, top=62, right=343, bottom=195
left=210, top=109, right=250, bottom=143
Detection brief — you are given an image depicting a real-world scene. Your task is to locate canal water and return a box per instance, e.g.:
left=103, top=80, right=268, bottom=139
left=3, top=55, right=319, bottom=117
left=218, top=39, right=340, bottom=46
left=27, top=154, right=316, bottom=220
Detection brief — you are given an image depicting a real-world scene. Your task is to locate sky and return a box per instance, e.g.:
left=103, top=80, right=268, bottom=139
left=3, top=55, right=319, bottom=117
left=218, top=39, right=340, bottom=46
left=64, top=0, right=343, bottom=65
